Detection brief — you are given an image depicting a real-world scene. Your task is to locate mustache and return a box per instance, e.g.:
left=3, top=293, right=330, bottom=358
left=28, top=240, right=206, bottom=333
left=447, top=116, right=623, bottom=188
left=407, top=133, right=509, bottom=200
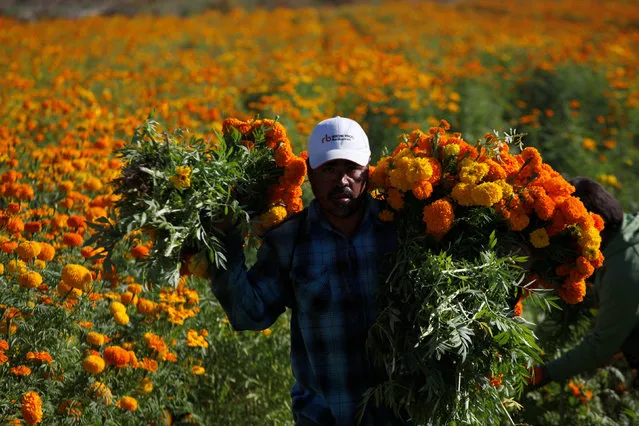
left=329, top=187, right=354, bottom=199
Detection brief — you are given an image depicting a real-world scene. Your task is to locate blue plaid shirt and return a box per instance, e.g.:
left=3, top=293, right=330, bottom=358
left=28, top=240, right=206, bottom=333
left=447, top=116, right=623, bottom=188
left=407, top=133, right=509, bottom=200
left=211, top=195, right=398, bottom=425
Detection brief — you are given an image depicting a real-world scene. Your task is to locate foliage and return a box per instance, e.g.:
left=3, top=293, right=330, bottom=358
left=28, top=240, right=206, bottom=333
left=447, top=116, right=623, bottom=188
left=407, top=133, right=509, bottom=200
left=86, top=116, right=305, bottom=286
left=363, top=122, right=604, bottom=424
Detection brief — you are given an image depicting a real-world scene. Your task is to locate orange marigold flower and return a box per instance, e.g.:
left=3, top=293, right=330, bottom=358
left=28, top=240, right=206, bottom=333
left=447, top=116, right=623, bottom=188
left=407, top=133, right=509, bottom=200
left=378, top=210, right=395, bottom=222
left=62, top=232, right=84, bottom=247
left=489, top=374, right=503, bottom=387
left=508, top=212, right=530, bottom=232
left=116, top=396, right=138, bottom=412
left=558, top=279, right=586, bottom=304
left=140, top=357, right=158, bottom=372
left=130, top=244, right=150, bottom=259
left=1, top=240, right=18, bottom=254
left=387, top=188, right=405, bottom=211
left=576, top=256, right=595, bottom=277
left=546, top=210, right=566, bottom=236
left=422, top=199, right=454, bottom=237
left=26, top=351, right=53, bottom=364
left=137, top=298, right=157, bottom=315
left=411, top=182, right=433, bottom=200
left=591, top=213, right=604, bottom=232
left=11, top=365, right=32, bottom=376
left=21, top=391, right=43, bottom=425
left=559, top=197, right=588, bottom=225
left=274, top=143, right=294, bottom=167
left=513, top=300, right=523, bottom=317
left=103, top=345, right=130, bottom=368
left=37, top=242, right=55, bottom=261
left=24, top=222, right=42, bottom=234
left=7, top=217, right=25, bottom=233
left=7, top=201, right=21, bottom=213
left=66, top=215, right=86, bottom=229
left=282, top=158, right=307, bottom=186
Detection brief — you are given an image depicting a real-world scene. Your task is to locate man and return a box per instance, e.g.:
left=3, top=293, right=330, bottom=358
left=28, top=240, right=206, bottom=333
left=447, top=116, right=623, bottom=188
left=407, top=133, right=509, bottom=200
left=211, top=116, right=399, bottom=425
left=531, top=176, right=639, bottom=387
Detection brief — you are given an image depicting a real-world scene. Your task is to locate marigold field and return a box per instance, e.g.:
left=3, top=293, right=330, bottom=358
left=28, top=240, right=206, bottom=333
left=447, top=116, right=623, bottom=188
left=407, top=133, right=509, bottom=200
left=1, top=0, right=638, bottom=424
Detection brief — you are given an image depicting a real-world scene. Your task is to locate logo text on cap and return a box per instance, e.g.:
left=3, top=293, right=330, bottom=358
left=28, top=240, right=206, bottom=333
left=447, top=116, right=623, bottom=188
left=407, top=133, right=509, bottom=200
left=321, top=134, right=355, bottom=143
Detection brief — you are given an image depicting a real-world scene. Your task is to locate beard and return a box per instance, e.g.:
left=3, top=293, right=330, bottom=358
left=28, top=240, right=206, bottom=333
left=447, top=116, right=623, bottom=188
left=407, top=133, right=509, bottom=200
left=325, top=186, right=365, bottom=218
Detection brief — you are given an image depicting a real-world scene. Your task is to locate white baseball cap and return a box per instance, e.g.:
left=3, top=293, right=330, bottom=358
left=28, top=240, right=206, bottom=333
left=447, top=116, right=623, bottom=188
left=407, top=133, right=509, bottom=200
left=307, top=116, right=371, bottom=169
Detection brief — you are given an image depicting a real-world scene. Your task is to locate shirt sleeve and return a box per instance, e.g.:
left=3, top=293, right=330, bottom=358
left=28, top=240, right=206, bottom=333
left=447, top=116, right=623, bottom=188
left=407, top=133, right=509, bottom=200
left=209, top=228, right=292, bottom=331
left=545, top=249, right=639, bottom=382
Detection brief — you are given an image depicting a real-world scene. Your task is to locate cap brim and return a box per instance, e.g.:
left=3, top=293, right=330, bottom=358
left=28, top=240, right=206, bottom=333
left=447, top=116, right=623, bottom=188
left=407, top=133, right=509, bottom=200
left=310, top=149, right=371, bottom=169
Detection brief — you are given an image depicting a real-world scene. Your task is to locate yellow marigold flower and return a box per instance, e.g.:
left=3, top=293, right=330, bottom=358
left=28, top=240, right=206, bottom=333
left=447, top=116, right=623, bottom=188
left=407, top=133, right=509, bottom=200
left=61, top=264, right=92, bottom=291
left=86, top=332, right=106, bottom=346
left=471, top=182, right=503, bottom=206
left=187, top=252, right=210, bottom=278
left=0, top=263, right=4, bottom=275
left=388, top=156, right=412, bottom=191
left=137, top=378, right=154, bottom=395
left=407, top=157, right=433, bottom=186
left=581, top=137, right=596, bottom=151
left=82, top=355, right=106, bottom=374
left=442, top=143, right=460, bottom=157
left=256, top=205, right=288, bottom=231
left=170, top=166, right=192, bottom=190
left=378, top=209, right=395, bottom=222
left=120, top=291, right=138, bottom=306
left=21, top=391, right=43, bottom=425
left=113, top=311, right=130, bottom=326
left=191, top=365, right=205, bottom=375
left=451, top=183, right=475, bottom=206
left=88, top=381, right=113, bottom=405
left=57, top=281, right=82, bottom=299
left=459, top=161, right=489, bottom=185
left=16, top=241, right=41, bottom=260
left=57, top=399, right=82, bottom=418
left=33, top=259, right=46, bottom=270
left=127, top=284, right=143, bottom=295
left=7, top=259, right=27, bottom=274
left=262, top=328, right=272, bottom=337
left=18, top=271, right=43, bottom=289
left=109, top=301, right=126, bottom=315
left=493, top=180, right=513, bottom=199
left=137, top=298, right=157, bottom=316
left=83, top=176, right=103, bottom=191
left=186, top=329, right=208, bottom=348
left=370, top=156, right=391, bottom=188
left=529, top=228, right=550, bottom=248
left=116, top=396, right=138, bottom=412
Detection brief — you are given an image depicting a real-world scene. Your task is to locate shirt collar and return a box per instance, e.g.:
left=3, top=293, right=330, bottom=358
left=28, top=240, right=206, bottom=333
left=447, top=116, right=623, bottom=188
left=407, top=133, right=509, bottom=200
left=307, top=194, right=380, bottom=238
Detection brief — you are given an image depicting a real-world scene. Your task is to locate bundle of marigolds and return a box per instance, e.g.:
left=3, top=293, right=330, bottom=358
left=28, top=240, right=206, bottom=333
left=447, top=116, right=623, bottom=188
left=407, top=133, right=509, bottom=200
left=362, top=120, right=604, bottom=425
left=88, top=116, right=306, bottom=285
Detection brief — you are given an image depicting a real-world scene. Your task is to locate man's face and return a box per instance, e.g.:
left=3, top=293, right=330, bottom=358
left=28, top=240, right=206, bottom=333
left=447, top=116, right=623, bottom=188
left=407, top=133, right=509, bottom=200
left=308, top=159, right=369, bottom=219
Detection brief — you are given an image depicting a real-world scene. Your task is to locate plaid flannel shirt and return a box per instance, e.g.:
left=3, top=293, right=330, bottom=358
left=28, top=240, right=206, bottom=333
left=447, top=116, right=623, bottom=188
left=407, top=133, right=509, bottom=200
left=211, top=195, right=399, bottom=425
